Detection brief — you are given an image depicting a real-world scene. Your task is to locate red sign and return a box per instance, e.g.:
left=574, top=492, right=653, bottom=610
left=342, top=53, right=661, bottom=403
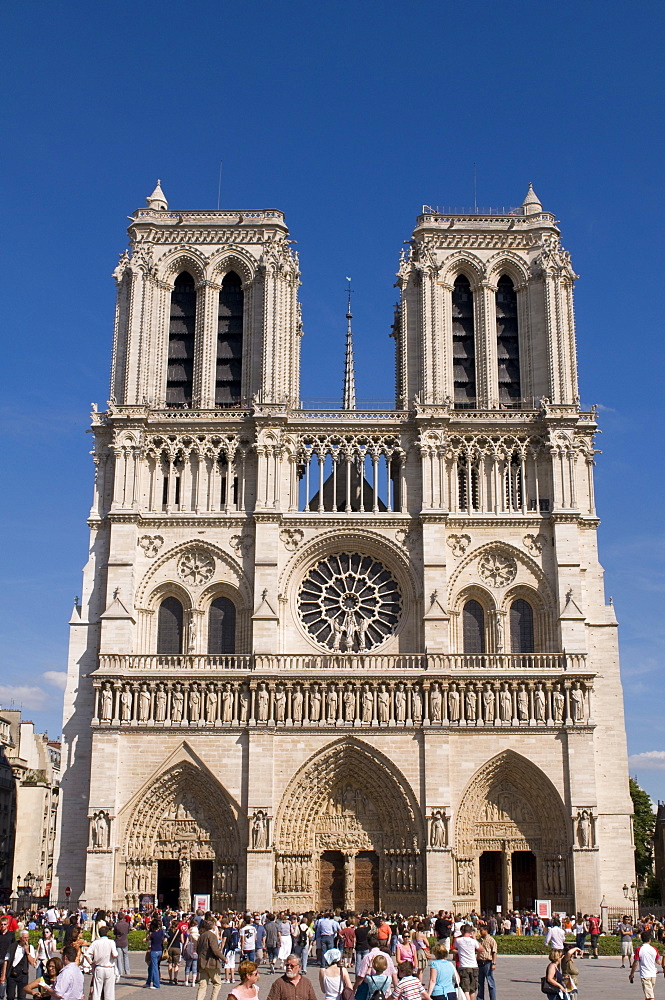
left=65, top=886, right=71, bottom=897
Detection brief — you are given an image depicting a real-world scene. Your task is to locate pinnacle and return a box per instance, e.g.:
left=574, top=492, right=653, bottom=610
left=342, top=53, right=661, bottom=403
left=521, top=183, right=543, bottom=215
left=146, top=179, right=168, bottom=211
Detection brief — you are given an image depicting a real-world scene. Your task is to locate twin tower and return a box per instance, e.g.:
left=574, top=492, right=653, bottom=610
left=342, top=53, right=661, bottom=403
left=54, top=182, right=633, bottom=916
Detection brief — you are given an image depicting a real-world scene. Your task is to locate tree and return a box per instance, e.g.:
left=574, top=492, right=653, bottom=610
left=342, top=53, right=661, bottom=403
left=630, top=777, right=655, bottom=883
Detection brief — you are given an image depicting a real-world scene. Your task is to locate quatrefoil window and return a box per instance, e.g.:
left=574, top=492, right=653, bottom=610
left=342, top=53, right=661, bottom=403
left=298, top=553, right=401, bottom=651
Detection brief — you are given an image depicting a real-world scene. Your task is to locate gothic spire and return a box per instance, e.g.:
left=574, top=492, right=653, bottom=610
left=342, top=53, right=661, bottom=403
left=146, top=179, right=168, bottom=211
left=342, top=277, right=357, bottom=410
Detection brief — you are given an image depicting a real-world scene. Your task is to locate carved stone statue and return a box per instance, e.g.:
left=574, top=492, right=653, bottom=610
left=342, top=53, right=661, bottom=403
left=274, top=685, right=286, bottom=723
left=100, top=682, right=113, bottom=721
left=205, top=687, right=218, bottom=723
left=327, top=686, right=338, bottom=722
left=465, top=687, right=477, bottom=722
left=499, top=685, right=512, bottom=722
left=252, top=810, right=268, bottom=849
left=361, top=684, right=373, bottom=723
left=155, top=684, right=167, bottom=722
left=275, top=859, right=284, bottom=893
left=534, top=684, right=546, bottom=722
left=495, top=613, right=504, bottom=652
left=412, top=686, right=423, bottom=723
left=257, top=683, right=269, bottom=721
left=138, top=684, right=150, bottom=722
left=171, top=684, right=184, bottom=722
left=395, top=683, right=406, bottom=723
left=447, top=685, right=459, bottom=723
left=92, top=811, right=109, bottom=849
left=552, top=684, right=565, bottom=722
left=343, top=686, right=355, bottom=722
left=222, top=683, right=233, bottom=723
left=189, top=684, right=201, bottom=722
left=239, top=684, right=250, bottom=722
left=483, top=685, right=494, bottom=722
left=517, top=685, right=529, bottom=721
left=429, top=683, right=442, bottom=722
left=571, top=683, right=585, bottom=722
left=577, top=809, right=591, bottom=848
left=292, top=685, right=303, bottom=723
left=430, top=811, right=446, bottom=848
left=377, top=684, right=389, bottom=723
left=310, top=684, right=321, bottom=722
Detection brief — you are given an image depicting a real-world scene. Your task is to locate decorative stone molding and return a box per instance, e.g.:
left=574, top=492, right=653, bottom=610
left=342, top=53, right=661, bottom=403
left=478, top=550, right=517, bottom=588
left=279, top=527, right=303, bottom=552
left=177, top=549, right=215, bottom=586
left=229, top=533, right=253, bottom=555
left=139, top=535, right=164, bottom=557
left=523, top=533, right=547, bottom=556
left=447, top=534, right=471, bottom=557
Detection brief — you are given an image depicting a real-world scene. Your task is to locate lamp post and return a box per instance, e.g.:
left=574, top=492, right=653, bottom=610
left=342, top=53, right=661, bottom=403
left=623, top=882, right=639, bottom=925
left=24, top=872, right=34, bottom=912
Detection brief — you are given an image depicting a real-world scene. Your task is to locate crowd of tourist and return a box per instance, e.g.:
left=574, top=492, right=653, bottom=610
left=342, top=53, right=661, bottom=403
left=1, top=905, right=664, bottom=1000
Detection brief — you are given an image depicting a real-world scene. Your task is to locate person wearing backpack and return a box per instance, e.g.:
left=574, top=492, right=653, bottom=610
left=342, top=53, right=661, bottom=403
left=293, top=922, right=312, bottom=973
left=182, top=919, right=199, bottom=987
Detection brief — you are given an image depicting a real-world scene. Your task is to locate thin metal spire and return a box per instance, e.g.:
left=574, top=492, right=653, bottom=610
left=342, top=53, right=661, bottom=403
left=342, top=277, right=357, bottom=410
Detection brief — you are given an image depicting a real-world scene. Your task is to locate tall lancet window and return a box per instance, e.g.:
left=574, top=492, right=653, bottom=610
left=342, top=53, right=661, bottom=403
left=496, top=275, right=521, bottom=405
left=463, top=600, right=485, bottom=654
left=208, top=597, right=236, bottom=654
left=166, top=272, right=196, bottom=406
left=510, top=598, right=534, bottom=653
left=216, top=271, right=244, bottom=406
left=157, top=597, right=184, bottom=654
left=452, top=275, right=476, bottom=407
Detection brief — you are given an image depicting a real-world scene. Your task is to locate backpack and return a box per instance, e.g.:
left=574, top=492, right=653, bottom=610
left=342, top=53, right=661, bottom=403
left=298, top=928, right=308, bottom=947
left=367, top=974, right=390, bottom=1000
left=228, top=929, right=240, bottom=951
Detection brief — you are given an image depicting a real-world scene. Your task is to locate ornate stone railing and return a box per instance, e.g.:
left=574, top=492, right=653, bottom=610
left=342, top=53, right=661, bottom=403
left=97, top=651, right=586, bottom=674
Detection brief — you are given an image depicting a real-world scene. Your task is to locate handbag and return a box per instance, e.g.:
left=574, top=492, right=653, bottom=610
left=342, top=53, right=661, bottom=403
left=455, top=989, right=466, bottom=1000
left=540, top=977, right=561, bottom=996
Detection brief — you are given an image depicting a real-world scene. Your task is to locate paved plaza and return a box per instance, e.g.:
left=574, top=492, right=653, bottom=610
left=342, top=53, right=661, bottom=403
left=109, top=952, right=660, bottom=1000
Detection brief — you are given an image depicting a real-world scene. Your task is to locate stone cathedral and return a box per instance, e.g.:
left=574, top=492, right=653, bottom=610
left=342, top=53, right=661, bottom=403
left=53, top=182, right=634, bottom=916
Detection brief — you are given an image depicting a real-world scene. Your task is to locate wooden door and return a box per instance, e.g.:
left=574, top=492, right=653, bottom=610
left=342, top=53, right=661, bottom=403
left=319, top=851, right=345, bottom=910
left=355, top=851, right=379, bottom=912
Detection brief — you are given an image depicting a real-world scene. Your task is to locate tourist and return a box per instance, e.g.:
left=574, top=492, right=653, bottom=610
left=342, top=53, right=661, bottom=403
left=355, top=953, right=392, bottom=1000
left=263, top=915, right=280, bottom=974
left=113, top=911, right=131, bottom=979
left=222, top=921, right=240, bottom=984
left=354, top=920, right=371, bottom=976
left=240, top=920, right=257, bottom=964
left=293, top=921, right=312, bottom=974
left=145, top=916, right=165, bottom=989
left=228, top=960, right=259, bottom=1000
left=25, top=957, right=62, bottom=999
left=391, top=961, right=431, bottom=1000
left=252, top=916, right=266, bottom=966
left=433, top=913, right=451, bottom=951
left=35, top=929, right=58, bottom=978
left=356, top=936, right=398, bottom=991
left=319, top=949, right=352, bottom=1000
left=451, top=925, right=481, bottom=1000
left=166, top=918, right=184, bottom=985
left=542, top=950, right=566, bottom=1000
left=266, top=955, right=316, bottom=1000
left=87, top=925, right=118, bottom=1000
left=316, top=913, right=340, bottom=967
left=544, top=919, right=565, bottom=953
left=43, top=947, right=82, bottom=1000
left=617, top=915, right=635, bottom=968
left=196, top=918, right=225, bottom=1000
left=183, top=919, right=200, bottom=987
left=629, top=930, right=665, bottom=997
left=587, top=913, right=601, bottom=960
left=560, top=944, right=581, bottom=999
left=476, top=925, right=496, bottom=1000
left=395, top=933, right=417, bottom=970
left=0, top=916, right=15, bottom=1000
left=277, top=915, right=292, bottom=970
left=3, top=929, right=37, bottom=1000
left=338, top=920, right=356, bottom=970
left=571, top=915, right=586, bottom=958
left=412, top=923, right=430, bottom=983
left=427, top=943, right=457, bottom=1000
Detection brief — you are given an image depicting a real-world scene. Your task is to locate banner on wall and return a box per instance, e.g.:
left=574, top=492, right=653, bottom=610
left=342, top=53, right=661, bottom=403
left=193, top=894, right=210, bottom=912
left=535, top=899, right=552, bottom=919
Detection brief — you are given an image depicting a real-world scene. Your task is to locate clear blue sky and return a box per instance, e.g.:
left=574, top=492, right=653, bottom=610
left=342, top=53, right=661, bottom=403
left=1, top=1, right=664, bottom=803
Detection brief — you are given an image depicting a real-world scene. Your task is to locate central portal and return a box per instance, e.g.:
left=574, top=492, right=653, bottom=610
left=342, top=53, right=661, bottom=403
left=355, top=851, right=379, bottom=911
left=319, top=851, right=345, bottom=909
left=512, top=850, right=537, bottom=909
left=479, top=851, right=502, bottom=912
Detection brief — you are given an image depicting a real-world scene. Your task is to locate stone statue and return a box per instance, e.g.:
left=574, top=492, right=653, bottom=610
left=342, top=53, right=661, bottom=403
left=332, top=619, right=343, bottom=652
left=138, top=684, right=151, bottom=722
left=361, top=684, right=373, bottom=723
left=428, top=683, right=442, bottom=722
left=495, top=613, right=504, bottom=652
left=155, top=683, right=167, bottom=722
left=100, top=682, right=113, bottom=721
left=517, top=685, right=529, bottom=721
left=274, top=685, right=286, bottom=723
left=239, top=684, right=250, bottom=722
left=257, top=683, right=269, bottom=721
left=571, top=683, right=585, bottom=722
left=343, top=686, right=355, bottom=722
left=292, top=685, right=303, bottom=723
left=119, top=686, right=131, bottom=723
left=447, top=685, right=459, bottom=723
left=189, top=685, right=201, bottom=722
left=430, top=811, right=446, bottom=848
left=499, top=685, right=512, bottom=722
left=222, top=683, right=233, bottom=723
left=552, top=684, right=564, bottom=722
left=534, top=684, right=546, bottom=722
left=171, top=683, right=185, bottom=722
left=92, top=811, right=108, bottom=849
left=577, top=809, right=591, bottom=847
left=327, top=685, right=338, bottom=722
left=395, top=683, right=406, bottom=722
left=465, top=687, right=477, bottom=722
left=205, top=687, right=218, bottom=723
left=378, top=684, right=389, bottom=723
left=252, top=810, right=268, bottom=849
left=412, top=686, right=423, bottom=722
left=482, top=684, right=494, bottom=722
left=188, top=616, right=197, bottom=652
left=275, top=859, right=284, bottom=893
left=310, top=684, right=321, bottom=722
left=358, top=617, right=369, bottom=650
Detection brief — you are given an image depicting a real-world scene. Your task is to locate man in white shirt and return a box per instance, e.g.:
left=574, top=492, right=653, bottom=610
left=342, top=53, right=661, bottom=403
left=2, top=930, right=37, bottom=1000
left=544, top=920, right=566, bottom=952
left=45, top=908, right=59, bottom=930
left=629, top=931, right=665, bottom=999
left=240, top=922, right=257, bottom=961
left=47, top=947, right=83, bottom=1000
left=452, top=925, right=481, bottom=1000
left=87, top=927, right=118, bottom=1000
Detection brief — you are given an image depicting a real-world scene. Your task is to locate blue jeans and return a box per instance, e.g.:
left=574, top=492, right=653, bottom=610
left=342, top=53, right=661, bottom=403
left=146, top=949, right=162, bottom=987
left=242, top=951, right=256, bottom=962
left=320, top=936, right=335, bottom=964
left=293, top=943, right=308, bottom=972
left=355, top=950, right=369, bottom=975
left=478, top=961, right=495, bottom=1000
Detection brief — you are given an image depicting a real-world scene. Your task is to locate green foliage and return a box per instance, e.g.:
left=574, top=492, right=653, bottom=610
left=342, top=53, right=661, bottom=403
left=630, top=777, right=656, bottom=882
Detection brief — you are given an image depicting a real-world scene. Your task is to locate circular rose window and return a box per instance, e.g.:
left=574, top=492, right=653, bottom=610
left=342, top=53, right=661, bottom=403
left=298, top=552, right=402, bottom=651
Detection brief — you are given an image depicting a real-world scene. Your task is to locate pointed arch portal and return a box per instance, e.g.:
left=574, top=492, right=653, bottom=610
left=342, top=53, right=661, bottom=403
left=274, top=739, right=426, bottom=911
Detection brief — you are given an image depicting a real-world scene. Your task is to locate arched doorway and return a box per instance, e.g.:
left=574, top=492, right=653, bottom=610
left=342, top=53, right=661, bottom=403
left=121, top=761, right=240, bottom=910
left=454, top=751, right=572, bottom=914
left=274, top=739, right=425, bottom=912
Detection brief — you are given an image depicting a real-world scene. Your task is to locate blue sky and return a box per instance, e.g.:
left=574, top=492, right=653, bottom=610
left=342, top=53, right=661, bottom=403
left=1, top=1, right=664, bottom=802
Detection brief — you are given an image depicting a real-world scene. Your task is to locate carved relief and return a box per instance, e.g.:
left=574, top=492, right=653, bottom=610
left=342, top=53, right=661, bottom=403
left=456, top=858, right=475, bottom=895
left=523, top=533, right=547, bottom=556
left=251, top=810, right=269, bottom=849
left=229, top=534, right=253, bottom=556
left=178, top=549, right=215, bottom=586
left=429, top=810, right=448, bottom=848
left=139, top=535, right=164, bottom=558
left=447, top=534, right=471, bottom=558
left=91, top=811, right=110, bottom=849
left=279, top=527, right=304, bottom=552
left=479, top=550, right=517, bottom=588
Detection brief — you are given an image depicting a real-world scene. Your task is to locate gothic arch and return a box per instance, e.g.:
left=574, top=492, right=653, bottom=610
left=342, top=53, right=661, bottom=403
left=485, top=251, right=530, bottom=288
left=439, top=251, right=485, bottom=288
left=208, top=248, right=257, bottom=286
left=275, top=738, right=425, bottom=854
left=158, top=248, right=207, bottom=287
left=448, top=540, right=555, bottom=610
left=135, top=539, right=250, bottom=608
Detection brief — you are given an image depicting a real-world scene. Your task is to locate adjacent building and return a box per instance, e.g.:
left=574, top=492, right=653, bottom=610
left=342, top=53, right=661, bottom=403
left=53, top=182, right=634, bottom=914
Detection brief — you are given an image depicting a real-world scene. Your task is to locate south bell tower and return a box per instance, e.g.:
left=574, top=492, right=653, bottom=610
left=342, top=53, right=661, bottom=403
left=54, top=184, right=633, bottom=917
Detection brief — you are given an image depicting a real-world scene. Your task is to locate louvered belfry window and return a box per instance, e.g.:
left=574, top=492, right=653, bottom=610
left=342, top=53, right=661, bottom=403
left=157, top=596, right=184, bottom=654
left=208, top=597, right=236, bottom=654
left=510, top=598, right=534, bottom=653
left=166, top=272, right=196, bottom=406
left=452, top=275, right=476, bottom=406
left=463, top=599, right=485, bottom=654
left=216, top=271, right=244, bottom=406
left=496, top=275, right=520, bottom=405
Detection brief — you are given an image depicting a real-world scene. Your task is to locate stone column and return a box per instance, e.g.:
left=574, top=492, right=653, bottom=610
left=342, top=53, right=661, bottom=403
left=501, top=849, right=513, bottom=913
left=179, top=856, right=191, bottom=911
left=344, top=853, right=356, bottom=910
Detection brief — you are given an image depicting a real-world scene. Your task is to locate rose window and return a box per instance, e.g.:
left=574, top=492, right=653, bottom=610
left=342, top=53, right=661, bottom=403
left=178, top=549, right=215, bottom=586
left=298, top=553, right=401, bottom=651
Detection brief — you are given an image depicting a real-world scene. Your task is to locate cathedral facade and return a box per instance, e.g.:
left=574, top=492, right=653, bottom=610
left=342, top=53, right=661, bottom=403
left=53, top=183, right=634, bottom=915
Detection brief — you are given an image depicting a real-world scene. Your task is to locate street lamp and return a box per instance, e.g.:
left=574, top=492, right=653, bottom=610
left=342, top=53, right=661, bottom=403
left=622, top=882, right=638, bottom=923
